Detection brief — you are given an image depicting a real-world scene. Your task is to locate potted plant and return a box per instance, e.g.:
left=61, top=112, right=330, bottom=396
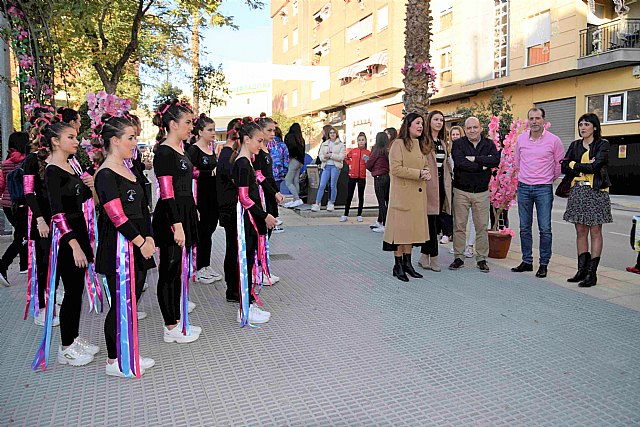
left=487, top=116, right=524, bottom=259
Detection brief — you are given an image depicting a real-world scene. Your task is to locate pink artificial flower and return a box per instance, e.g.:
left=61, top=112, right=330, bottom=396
left=18, top=54, right=33, bottom=68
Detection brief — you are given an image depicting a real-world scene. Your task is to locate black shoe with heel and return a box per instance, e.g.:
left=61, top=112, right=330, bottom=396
left=393, top=256, right=409, bottom=282
left=402, top=254, right=423, bottom=278
left=511, top=262, right=533, bottom=273
left=568, top=252, right=590, bottom=282
left=578, top=257, right=600, bottom=287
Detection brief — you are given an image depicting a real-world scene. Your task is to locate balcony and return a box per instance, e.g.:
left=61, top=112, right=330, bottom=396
left=578, top=19, right=640, bottom=70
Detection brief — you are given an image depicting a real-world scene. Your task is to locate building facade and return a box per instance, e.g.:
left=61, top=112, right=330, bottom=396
left=272, top=0, right=640, bottom=194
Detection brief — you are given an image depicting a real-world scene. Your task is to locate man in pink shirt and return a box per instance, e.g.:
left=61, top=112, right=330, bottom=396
left=511, top=107, right=565, bottom=278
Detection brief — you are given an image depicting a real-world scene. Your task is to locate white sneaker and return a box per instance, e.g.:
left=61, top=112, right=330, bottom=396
left=106, top=360, right=145, bottom=378
left=34, top=310, right=60, bottom=327
left=142, top=282, right=149, bottom=292
left=176, top=321, right=202, bottom=334
left=272, top=226, right=285, bottom=233
left=204, top=267, right=222, bottom=281
left=464, top=246, right=474, bottom=258
left=440, top=235, right=450, bottom=244
left=188, top=300, right=196, bottom=313
left=237, top=304, right=271, bottom=324
left=58, top=342, right=94, bottom=366
left=357, top=216, right=363, bottom=222
left=340, top=215, right=348, bottom=222
left=311, top=204, right=320, bottom=212
left=262, top=274, right=280, bottom=285
left=140, top=357, right=155, bottom=370
left=290, top=199, right=303, bottom=208
left=0, top=272, right=9, bottom=287
left=372, top=225, right=385, bottom=233
left=449, top=248, right=455, bottom=254
left=19, top=269, right=27, bottom=274
left=74, top=337, right=100, bottom=356
left=370, top=221, right=381, bottom=229
left=326, top=202, right=335, bottom=211
left=275, top=218, right=283, bottom=226
left=196, top=270, right=215, bottom=284
left=283, top=200, right=293, bottom=208
left=137, top=311, right=147, bottom=320
left=163, top=325, right=200, bottom=343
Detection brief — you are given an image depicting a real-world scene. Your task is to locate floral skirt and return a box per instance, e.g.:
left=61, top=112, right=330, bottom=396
left=563, top=184, right=613, bottom=226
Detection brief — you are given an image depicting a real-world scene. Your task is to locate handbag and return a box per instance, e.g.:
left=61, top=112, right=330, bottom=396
left=555, top=174, right=572, bottom=198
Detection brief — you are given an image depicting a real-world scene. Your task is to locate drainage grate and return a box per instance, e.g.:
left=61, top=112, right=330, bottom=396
left=269, top=253, right=295, bottom=260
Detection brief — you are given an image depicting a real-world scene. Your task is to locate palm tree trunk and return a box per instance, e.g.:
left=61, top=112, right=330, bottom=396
left=403, top=0, right=433, bottom=117
left=191, top=11, right=201, bottom=115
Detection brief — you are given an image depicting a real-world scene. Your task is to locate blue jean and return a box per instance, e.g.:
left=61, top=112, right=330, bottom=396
left=316, top=164, right=340, bottom=204
left=517, top=182, right=553, bottom=265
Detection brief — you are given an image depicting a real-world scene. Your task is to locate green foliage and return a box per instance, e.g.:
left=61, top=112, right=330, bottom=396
left=455, top=89, right=513, bottom=142
left=272, top=112, right=316, bottom=142
left=152, top=81, right=185, bottom=109
left=196, top=64, right=230, bottom=113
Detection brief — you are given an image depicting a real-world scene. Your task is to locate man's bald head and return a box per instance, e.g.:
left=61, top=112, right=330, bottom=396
left=464, top=116, right=482, bottom=142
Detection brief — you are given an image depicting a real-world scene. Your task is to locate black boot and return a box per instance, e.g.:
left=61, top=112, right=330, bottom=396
left=393, top=256, right=409, bottom=282
left=567, top=252, right=591, bottom=282
left=578, top=257, right=600, bottom=288
left=402, top=254, right=423, bottom=278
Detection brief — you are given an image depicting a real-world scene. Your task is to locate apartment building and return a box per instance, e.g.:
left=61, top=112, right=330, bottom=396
left=428, top=0, right=640, bottom=195
left=270, top=0, right=407, bottom=150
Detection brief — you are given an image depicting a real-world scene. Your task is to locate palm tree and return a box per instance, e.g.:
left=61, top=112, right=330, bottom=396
left=403, top=0, right=433, bottom=116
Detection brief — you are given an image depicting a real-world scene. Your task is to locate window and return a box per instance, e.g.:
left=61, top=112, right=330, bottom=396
left=293, top=28, right=298, bottom=46
left=283, top=94, right=288, bottom=110
left=607, top=93, right=624, bottom=121
left=585, top=90, right=640, bottom=123
left=312, top=81, right=321, bottom=100
left=525, top=11, right=550, bottom=66
left=493, top=0, right=509, bottom=78
left=377, top=5, right=389, bottom=32
left=282, top=35, right=288, bottom=52
left=440, top=8, right=453, bottom=30
left=292, top=90, right=298, bottom=108
left=292, top=0, right=298, bottom=16
left=439, top=48, right=452, bottom=83
left=314, top=2, right=331, bottom=24
left=347, top=14, right=373, bottom=42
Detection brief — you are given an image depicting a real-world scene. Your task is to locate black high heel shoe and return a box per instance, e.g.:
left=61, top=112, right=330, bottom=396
left=393, top=256, right=409, bottom=282
left=402, top=254, right=423, bottom=278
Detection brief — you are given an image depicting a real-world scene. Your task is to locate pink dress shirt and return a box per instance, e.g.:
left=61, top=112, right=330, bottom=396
left=515, top=130, right=565, bottom=185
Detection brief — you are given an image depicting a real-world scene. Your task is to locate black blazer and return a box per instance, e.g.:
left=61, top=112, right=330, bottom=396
left=561, top=138, right=611, bottom=190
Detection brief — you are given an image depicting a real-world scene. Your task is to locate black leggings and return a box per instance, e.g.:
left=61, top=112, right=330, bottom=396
left=196, top=210, right=218, bottom=270
left=1, top=206, right=27, bottom=271
left=104, top=269, right=147, bottom=359
left=373, top=175, right=390, bottom=225
left=57, top=244, right=87, bottom=346
left=157, top=245, right=186, bottom=326
left=223, top=220, right=257, bottom=304
left=420, top=215, right=439, bottom=257
left=34, top=234, right=53, bottom=309
left=344, top=178, right=366, bottom=216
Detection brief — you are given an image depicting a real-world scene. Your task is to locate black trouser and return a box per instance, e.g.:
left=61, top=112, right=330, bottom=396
left=635, top=252, right=640, bottom=269
left=104, top=269, right=147, bottom=359
left=436, top=173, right=452, bottom=237
left=157, top=245, right=184, bottom=326
left=36, top=234, right=52, bottom=309
left=373, top=174, right=390, bottom=225
left=56, top=244, right=87, bottom=347
left=223, top=219, right=256, bottom=303
left=344, top=178, right=366, bottom=217
left=196, top=210, right=218, bottom=270
left=421, top=215, right=439, bottom=257
left=1, top=206, right=27, bottom=271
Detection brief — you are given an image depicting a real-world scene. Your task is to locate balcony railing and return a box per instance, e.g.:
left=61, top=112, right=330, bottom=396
left=579, top=19, right=640, bottom=57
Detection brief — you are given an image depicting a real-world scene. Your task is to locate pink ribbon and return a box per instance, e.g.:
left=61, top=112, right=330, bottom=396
left=157, top=176, right=174, bottom=199
left=23, top=175, right=35, bottom=194
left=51, top=213, right=71, bottom=236
left=255, top=170, right=265, bottom=184
left=238, top=187, right=254, bottom=209
left=104, top=199, right=128, bottom=227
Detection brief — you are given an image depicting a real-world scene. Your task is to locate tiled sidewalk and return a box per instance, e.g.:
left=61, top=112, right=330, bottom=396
left=0, top=211, right=639, bottom=426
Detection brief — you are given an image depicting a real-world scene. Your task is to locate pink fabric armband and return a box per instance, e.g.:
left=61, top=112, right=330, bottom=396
left=103, top=199, right=129, bottom=227
left=238, top=187, right=255, bottom=209
left=52, top=213, right=72, bottom=236
left=255, top=170, right=265, bottom=184
left=23, top=175, right=35, bottom=194
left=192, top=168, right=200, bottom=179
left=158, top=176, right=175, bottom=200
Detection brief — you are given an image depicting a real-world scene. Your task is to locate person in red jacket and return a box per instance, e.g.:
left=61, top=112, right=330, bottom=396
left=0, top=132, right=29, bottom=285
left=341, top=132, right=371, bottom=222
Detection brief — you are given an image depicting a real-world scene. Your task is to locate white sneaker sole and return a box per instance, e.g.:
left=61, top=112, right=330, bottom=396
left=163, top=330, right=200, bottom=343
left=58, top=354, right=94, bottom=366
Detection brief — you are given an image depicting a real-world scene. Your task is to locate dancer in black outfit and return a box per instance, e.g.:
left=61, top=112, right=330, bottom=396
left=217, top=119, right=242, bottom=302
left=232, top=119, right=276, bottom=325
left=43, top=121, right=98, bottom=367
left=152, top=99, right=201, bottom=343
left=23, top=117, right=58, bottom=327
left=93, top=115, right=156, bottom=377
left=187, top=114, right=221, bottom=285
left=254, top=117, right=284, bottom=285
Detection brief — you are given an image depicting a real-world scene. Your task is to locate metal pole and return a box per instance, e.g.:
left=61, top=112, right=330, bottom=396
left=0, top=12, right=14, bottom=235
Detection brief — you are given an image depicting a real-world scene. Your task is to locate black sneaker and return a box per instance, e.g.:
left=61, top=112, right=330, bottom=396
left=511, top=262, right=533, bottom=272
left=477, top=260, right=490, bottom=273
left=449, top=258, right=464, bottom=270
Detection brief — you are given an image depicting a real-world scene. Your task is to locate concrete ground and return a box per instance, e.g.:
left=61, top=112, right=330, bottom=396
left=0, top=207, right=639, bottom=426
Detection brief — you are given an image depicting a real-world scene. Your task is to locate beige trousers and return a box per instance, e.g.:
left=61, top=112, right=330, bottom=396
left=453, top=188, right=490, bottom=262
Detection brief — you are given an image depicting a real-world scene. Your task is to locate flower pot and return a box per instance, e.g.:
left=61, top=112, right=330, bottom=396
left=488, top=230, right=512, bottom=259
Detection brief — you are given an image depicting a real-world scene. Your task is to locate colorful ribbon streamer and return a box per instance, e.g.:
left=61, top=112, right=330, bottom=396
left=115, top=232, right=141, bottom=378
left=179, top=246, right=192, bottom=335
left=23, top=175, right=39, bottom=319
left=32, top=224, right=60, bottom=371
left=237, top=201, right=250, bottom=327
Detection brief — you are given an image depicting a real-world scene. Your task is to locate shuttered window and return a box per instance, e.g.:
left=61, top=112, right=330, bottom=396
left=535, top=98, right=577, bottom=149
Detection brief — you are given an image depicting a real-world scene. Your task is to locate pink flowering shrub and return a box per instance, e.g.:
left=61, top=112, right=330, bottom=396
left=400, top=62, right=439, bottom=94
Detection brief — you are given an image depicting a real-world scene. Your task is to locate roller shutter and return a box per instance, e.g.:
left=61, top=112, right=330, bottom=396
left=535, top=98, right=577, bottom=149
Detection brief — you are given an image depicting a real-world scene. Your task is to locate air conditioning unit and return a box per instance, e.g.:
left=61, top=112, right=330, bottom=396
left=633, top=65, right=640, bottom=78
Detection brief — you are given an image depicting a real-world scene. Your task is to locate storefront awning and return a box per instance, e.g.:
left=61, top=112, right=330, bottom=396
left=337, top=50, right=388, bottom=80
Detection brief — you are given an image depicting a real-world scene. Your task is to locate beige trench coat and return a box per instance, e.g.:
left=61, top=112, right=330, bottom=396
left=383, top=138, right=430, bottom=245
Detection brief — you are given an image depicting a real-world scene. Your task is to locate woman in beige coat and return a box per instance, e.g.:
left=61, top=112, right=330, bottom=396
left=418, top=110, right=453, bottom=272
left=383, top=113, right=432, bottom=282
